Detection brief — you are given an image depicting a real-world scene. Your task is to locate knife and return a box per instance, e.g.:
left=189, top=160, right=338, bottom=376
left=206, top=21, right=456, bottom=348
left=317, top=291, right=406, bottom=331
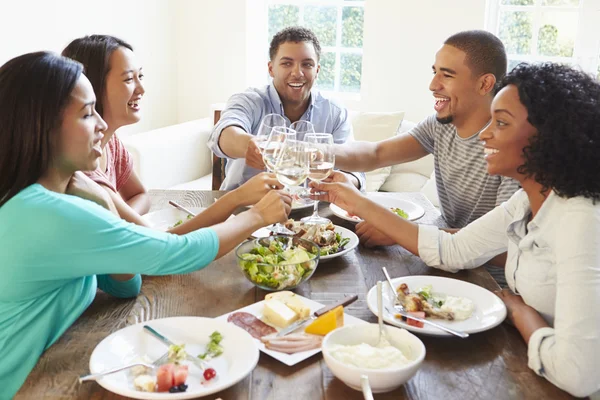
left=276, top=294, right=359, bottom=337
left=143, top=325, right=209, bottom=370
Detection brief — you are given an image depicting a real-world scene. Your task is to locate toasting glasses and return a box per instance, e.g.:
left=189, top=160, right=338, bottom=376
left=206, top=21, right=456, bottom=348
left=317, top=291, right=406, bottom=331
left=262, top=126, right=296, bottom=172
left=301, top=133, right=335, bottom=225
left=289, top=120, right=316, bottom=205
left=269, top=139, right=310, bottom=234
left=255, top=114, right=287, bottom=170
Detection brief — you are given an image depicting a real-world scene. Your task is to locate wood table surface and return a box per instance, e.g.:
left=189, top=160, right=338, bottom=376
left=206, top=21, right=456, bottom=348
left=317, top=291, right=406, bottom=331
left=16, top=191, right=574, bottom=400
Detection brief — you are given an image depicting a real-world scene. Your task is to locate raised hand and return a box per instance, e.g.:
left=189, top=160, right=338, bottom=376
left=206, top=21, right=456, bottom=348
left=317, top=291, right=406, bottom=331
left=309, top=171, right=364, bottom=216
left=252, top=190, right=292, bottom=226
left=245, top=138, right=266, bottom=170
left=235, top=172, right=283, bottom=206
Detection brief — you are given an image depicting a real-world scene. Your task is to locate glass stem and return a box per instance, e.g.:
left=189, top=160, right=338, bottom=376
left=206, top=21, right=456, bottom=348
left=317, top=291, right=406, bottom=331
left=312, top=200, right=320, bottom=217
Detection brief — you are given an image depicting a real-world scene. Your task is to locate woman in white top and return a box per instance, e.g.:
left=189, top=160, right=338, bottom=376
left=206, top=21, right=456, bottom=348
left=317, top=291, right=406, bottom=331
left=311, top=63, right=600, bottom=397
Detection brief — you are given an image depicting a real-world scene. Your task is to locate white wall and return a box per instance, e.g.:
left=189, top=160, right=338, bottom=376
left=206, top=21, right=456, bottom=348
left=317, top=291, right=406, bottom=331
left=0, top=0, right=178, bottom=136
left=358, top=0, right=486, bottom=122
left=174, top=0, right=249, bottom=123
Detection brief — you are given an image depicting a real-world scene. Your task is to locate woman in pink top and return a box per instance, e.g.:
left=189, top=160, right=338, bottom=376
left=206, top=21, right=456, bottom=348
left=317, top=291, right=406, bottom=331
left=62, top=35, right=282, bottom=230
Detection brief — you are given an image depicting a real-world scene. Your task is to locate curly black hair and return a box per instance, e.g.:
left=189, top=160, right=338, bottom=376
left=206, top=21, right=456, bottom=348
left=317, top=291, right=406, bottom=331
left=269, top=26, right=321, bottom=61
left=497, top=63, right=600, bottom=200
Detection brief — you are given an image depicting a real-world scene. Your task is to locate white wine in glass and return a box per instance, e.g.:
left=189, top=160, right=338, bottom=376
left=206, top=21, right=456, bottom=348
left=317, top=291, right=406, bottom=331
left=262, top=126, right=296, bottom=172
left=255, top=114, right=286, bottom=166
left=302, top=133, right=335, bottom=225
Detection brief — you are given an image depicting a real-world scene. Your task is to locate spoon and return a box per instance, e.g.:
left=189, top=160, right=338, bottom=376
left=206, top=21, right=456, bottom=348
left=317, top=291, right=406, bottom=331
left=360, top=374, right=374, bottom=400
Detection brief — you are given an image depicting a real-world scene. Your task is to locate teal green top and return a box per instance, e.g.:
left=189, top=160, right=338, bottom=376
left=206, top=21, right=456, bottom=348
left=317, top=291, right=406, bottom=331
left=0, top=184, right=219, bottom=398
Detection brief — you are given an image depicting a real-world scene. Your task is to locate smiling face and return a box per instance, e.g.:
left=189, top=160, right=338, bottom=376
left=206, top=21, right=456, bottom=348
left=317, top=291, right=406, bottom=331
left=101, top=47, right=145, bottom=131
left=269, top=41, right=320, bottom=109
left=55, top=75, right=108, bottom=173
left=429, top=45, right=489, bottom=125
left=479, top=84, right=538, bottom=179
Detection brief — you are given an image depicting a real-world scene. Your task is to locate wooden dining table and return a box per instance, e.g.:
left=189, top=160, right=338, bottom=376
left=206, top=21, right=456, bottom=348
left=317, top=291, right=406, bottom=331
left=16, top=190, right=575, bottom=400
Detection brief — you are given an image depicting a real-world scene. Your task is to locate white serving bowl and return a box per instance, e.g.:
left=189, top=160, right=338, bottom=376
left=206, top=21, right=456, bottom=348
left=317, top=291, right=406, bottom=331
left=322, top=323, right=426, bottom=393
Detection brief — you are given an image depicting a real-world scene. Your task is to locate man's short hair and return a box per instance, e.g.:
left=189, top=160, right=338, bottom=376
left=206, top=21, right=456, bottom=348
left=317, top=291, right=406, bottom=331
left=444, top=30, right=507, bottom=81
left=269, top=26, right=321, bottom=61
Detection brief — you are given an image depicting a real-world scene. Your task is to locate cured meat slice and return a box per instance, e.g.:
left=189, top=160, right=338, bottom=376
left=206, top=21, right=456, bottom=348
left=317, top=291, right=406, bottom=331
left=227, top=312, right=277, bottom=339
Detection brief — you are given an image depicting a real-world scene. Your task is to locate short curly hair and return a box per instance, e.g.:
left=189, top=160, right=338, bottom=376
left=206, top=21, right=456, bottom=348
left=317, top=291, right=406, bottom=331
left=269, top=26, right=321, bottom=61
left=444, top=30, right=507, bottom=81
left=497, top=63, right=600, bottom=200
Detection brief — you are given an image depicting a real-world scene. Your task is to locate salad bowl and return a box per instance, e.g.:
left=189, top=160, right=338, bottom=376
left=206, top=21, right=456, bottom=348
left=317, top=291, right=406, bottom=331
left=235, top=236, right=320, bottom=291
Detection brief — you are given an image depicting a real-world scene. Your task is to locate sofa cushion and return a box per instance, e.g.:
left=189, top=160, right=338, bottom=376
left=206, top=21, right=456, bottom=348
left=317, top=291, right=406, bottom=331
left=350, top=111, right=405, bottom=192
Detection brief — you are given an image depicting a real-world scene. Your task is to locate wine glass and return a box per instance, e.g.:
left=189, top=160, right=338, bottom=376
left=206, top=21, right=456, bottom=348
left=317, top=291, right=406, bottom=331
left=301, top=133, right=335, bottom=225
left=269, top=139, right=310, bottom=234
left=289, top=120, right=315, bottom=204
left=255, top=114, right=286, bottom=156
left=289, top=120, right=315, bottom=141
left=262, top=126, right=296, bottom=173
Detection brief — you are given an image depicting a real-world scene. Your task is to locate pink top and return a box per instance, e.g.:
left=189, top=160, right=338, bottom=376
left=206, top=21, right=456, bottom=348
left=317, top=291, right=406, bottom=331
left=85, top=135, right=133, bottom=193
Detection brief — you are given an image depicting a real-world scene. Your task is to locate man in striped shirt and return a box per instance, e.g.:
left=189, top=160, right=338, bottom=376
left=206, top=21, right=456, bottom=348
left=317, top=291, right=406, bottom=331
left=333, top=30, right=520, bottom=251
left=207, top=26, right=364, bottom=191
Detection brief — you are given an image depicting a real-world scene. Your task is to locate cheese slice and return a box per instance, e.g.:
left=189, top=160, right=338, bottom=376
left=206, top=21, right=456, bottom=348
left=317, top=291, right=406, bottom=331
left=265, top=291, right=310, bottom=319
left=304, top=305, right=344, bottom=336
left=263, top=299, right=299, bottom=328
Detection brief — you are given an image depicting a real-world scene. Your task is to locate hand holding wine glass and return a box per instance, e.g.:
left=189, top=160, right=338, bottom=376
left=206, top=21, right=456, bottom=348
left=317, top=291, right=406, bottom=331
left=262, top=126, right=296, bottom=173
left=246, top=113, right=286, bottom=170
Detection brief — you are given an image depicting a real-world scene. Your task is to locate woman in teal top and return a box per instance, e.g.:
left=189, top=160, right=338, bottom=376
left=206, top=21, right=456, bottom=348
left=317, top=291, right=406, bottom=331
left=0, top=52, right=292, bottom=398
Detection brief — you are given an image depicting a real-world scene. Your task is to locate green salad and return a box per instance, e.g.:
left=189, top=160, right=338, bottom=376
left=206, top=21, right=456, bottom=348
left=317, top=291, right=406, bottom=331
left=391, top=207, right=408, bottom=218
left=238, top=237, right=318, bottom=290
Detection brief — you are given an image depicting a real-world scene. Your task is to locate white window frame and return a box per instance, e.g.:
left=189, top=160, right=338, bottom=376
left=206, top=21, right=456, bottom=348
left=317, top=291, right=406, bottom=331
left=267, top=0, right=365, bottom=96
left=485, top=0, right=600, bottom=75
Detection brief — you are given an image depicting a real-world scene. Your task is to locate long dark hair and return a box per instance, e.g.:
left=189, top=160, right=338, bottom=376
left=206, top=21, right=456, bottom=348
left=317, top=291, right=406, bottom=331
left=62, top=35, right=133, bottom=117
left=0, top=52, right=83, bottom=207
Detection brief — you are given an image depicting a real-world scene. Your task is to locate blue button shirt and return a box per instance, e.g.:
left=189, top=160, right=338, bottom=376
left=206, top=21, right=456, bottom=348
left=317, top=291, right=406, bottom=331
left=207, top=83, right=365, bottom=190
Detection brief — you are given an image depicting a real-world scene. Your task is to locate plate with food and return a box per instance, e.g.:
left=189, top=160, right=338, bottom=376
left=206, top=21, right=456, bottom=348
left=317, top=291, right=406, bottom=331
left=143, top=208, right=206, bottom=231
left=330, top=194, right=425, bottom=223
left=250, top=219, right=359, bottom=261
left=215, top=291, right=366, bottom=366
left=366, top=276, right=506, bottom=336
left=87, top=317, right=258, bottom=399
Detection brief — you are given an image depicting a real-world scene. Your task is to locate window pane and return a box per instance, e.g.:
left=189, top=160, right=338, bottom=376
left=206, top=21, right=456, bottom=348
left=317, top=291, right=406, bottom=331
left=268, top=5, right=299, bottom=42
left=342, top=7, right=364, bottom=48
left=499, top=11, right=533, bottom=55
left=340, top=53, right=362, bottom=92
left=537, top=11, right=577, bottom=57
left=304, top=6, right=337, bottom=47
left=541, top=0, right=580, bottom=6
left=501, top=0, right=534, bottom=5
left=317, top=52, right=336, bottom=91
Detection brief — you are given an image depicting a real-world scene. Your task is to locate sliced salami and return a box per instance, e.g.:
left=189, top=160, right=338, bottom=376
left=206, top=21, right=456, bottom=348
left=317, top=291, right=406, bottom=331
left=227, top=312, right=277, bottom=339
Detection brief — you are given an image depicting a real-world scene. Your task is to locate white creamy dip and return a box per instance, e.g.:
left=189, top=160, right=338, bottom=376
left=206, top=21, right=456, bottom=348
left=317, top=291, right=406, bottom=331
left=328, top=337, right=409, bottom=369
left=440, top=295, right=474, bottom=321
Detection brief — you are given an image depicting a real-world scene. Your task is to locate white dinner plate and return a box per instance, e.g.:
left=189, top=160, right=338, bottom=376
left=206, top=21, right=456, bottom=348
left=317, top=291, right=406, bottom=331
left=89, top=317, right=259, bottom=399
left=249, top=225, right=359, bottom=262
left=330, top=194, right=425, bottom=223
left=143, top=207, right=206, bottom=231
left=215, top=295, right=367, bottom=366
left=366, top=276, right=506, bottom=337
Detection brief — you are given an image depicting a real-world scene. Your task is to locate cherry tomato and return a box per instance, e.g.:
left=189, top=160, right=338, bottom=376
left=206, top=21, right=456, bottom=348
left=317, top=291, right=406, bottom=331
left=203, top=368, right=217, bottom=381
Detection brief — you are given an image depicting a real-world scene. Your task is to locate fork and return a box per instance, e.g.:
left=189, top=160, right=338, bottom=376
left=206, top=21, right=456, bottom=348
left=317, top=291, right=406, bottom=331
left=381, top=267, right=469, bottom=338
left=78, top=352, right=169, bottom=383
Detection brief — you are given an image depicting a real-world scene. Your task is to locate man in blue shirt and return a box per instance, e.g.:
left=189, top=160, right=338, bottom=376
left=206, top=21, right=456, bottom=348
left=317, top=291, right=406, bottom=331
left=208, top=26, right=364, bottom=190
